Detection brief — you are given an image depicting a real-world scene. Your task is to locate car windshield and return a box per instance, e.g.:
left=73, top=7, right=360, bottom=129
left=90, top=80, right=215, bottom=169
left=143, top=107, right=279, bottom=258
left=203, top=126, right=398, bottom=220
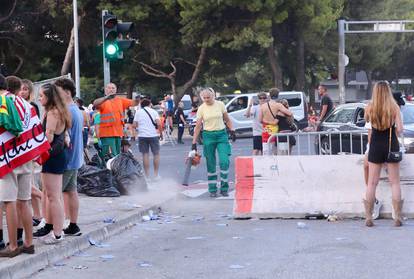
left=402, top=105, right=414, bottom=124
left=216, top=96, right=234, bottom=105
left=278, top=93, right=302, bottom=107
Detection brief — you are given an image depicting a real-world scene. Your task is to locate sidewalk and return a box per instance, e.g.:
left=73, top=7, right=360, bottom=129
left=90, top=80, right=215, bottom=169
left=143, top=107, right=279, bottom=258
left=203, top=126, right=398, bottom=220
left=0, top=182, right=178, bottom=279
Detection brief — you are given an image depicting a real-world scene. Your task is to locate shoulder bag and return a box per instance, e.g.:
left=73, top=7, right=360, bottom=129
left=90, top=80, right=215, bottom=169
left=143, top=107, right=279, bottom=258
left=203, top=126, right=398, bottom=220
left=387, top=125, right=402, bottom=163
left=143, top=108, right=158, bottom=129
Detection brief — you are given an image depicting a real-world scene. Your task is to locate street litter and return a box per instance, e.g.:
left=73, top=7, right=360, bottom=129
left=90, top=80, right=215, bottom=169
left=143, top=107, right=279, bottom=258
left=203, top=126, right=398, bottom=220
left=77, top=165, right=120, bottom=197
left=229, top=264, right=245, bottom=269
left=142, top=215, right=151, bottom=222
left=297, top=222, right=308, bottom=229
left=148, top=210, right=159, bottom=220
left=96, top=243, right=111, bottom=248
left=185, top=236, right=205, bottom=240
left=305, top=212, right=325, bottom=220
left=327, top=215, right=338, bottom=222
left=73, top=251, right=92, bottom=257
left=103, top=217, right=116, bottom=223
left=54, top=262, right=66, bottom=267
left=100, top=254, right=115, bottom=260
left=110, top=151, right=148, bottom=194
left=335, top=237, right=349, bottom=241
left=172, top=215, right=184, bottom=219
left=252, top=228, right=264, bottom=231
left=216, top=223, right=229, bottom=227
left=73, top=265, right=88, bottom=270
left=88, top=237, right=97, bottom=246
left=192, top=216, right=204, bottom=222
left=232, top=236, right=243, bottom=240
left=88, top=237, right=111, bottom=248
left=138, top=261, right=153, bottom=267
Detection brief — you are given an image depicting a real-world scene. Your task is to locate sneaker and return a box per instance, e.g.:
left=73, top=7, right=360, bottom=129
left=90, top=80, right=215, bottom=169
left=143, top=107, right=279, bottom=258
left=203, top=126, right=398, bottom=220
left=220, top=190, right=229, bottom=197
left=33, top=218, right=46, bottom=233
left=372, top=199, right=382, bottom=220
left=33, top=226, right=51, bottom=238
left=63, top=224, right=82, bottom=236
left=153, top=175, right=162, bottom=182
left=0, top=246, right=21, bottom=258
left=42, top=232, right=64, bottom=245
left=32, top=218, right=41, bottom=227
left=63, top=219, right=70, bottom=230
left=210, top=192, right=217, bottom=198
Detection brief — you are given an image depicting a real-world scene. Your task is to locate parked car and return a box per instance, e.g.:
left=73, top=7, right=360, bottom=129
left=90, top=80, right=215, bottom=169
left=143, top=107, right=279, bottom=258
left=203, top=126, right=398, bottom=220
left=216, top=91, right=308, bottom=136
left=315, top=102, right=414, bottom=154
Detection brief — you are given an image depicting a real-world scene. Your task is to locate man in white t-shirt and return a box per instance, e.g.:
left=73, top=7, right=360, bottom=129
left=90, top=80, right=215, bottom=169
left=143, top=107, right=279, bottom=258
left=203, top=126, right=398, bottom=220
left=133, top=99, right=163, bottom=180
left=245, top=92, right=267, bottom=155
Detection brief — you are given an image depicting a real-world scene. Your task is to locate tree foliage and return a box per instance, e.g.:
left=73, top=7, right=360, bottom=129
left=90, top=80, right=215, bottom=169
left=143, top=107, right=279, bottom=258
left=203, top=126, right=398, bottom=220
left=2, top=0, right=414, bottom=104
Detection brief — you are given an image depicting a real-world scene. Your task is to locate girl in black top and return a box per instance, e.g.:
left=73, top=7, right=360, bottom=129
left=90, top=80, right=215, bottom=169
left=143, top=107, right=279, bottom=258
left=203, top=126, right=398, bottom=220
left=364, top=81, right=403, bottom=227
left=276, top=99, right=297, bottom=153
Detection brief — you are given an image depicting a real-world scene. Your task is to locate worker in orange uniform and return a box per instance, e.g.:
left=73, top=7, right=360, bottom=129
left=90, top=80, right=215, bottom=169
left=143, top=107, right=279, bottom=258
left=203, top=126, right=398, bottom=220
left=93, top=83, right=138, bottom=159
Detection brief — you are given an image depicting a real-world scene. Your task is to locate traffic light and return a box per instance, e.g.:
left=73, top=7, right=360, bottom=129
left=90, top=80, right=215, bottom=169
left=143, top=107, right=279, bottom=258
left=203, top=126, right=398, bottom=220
left=102, top=12, right=135, bottom=60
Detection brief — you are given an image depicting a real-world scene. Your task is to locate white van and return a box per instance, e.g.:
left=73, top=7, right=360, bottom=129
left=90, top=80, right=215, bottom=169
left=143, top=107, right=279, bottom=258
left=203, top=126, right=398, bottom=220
left=216, top=91, right=308, bottom=136
left=172, top=94, right=192, bottom=118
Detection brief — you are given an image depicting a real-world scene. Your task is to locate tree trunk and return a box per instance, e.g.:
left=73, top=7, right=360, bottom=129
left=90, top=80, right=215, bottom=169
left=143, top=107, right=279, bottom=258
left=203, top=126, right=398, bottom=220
left=173, top=47, right=207, bottom=107
left=61, top=15, right=82, bottom=76
left=294, top=32, right=305, bottom=92
left=126, top=81, right=134, bottom=99
left=266, top=44, right=283, bottom=89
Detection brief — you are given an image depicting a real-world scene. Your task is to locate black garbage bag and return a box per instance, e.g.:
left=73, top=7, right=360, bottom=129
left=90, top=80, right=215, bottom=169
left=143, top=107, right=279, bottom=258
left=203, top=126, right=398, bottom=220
left=78, top=165, right=120, bottom=197
left=110, top=151, right=147, bottom=195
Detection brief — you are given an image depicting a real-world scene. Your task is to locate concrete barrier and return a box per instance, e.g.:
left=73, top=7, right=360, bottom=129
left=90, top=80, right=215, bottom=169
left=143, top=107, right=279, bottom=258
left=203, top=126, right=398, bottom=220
left=233, top=154, right=414, bottom=219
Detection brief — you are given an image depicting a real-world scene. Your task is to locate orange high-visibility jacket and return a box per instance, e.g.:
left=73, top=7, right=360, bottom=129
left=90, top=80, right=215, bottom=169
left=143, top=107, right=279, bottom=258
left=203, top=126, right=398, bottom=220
left=98, top=97, right=133, bottom=138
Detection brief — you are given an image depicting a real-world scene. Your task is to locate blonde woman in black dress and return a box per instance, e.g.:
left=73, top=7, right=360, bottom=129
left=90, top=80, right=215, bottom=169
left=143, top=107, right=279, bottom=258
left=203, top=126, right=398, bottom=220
left=364, top=81, right=403, bottom=227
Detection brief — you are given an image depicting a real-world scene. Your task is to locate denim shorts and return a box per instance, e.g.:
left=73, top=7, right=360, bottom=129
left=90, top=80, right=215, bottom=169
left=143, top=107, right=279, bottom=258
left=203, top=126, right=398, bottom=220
left=138, top=137, right=160, bottom=155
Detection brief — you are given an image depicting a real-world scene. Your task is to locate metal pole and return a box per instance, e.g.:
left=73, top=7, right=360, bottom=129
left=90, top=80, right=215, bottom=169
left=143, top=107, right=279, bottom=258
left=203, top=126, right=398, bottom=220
left=73, top=0, right=81, bottom=98
left=102, top=10, right=110, bottom=86
left=338, top=19, right=346, bottom=105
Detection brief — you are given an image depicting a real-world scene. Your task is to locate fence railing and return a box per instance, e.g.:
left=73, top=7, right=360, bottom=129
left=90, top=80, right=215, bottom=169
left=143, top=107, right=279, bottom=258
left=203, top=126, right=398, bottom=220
left=265, top=130, right=369, bottom=156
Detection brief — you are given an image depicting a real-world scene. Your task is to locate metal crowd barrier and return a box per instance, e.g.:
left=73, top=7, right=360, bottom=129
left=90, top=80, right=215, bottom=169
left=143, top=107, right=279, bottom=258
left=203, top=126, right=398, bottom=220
left=266, top=130, right=369, bottom=156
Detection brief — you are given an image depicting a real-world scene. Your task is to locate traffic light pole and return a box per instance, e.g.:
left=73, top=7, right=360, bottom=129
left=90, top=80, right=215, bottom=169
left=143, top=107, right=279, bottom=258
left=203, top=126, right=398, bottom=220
left=102, top=10, right=110, bottom=86
left=73, top=0, right=81, bottom=98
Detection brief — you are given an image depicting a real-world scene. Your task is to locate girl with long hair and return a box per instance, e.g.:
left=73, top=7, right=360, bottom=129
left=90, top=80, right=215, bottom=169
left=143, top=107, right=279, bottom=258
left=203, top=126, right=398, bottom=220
left=364, top=81, right=403, bottom=227
left=18, top=80, right=44, bottom=230
left=36, top=83, right=71, bottom=243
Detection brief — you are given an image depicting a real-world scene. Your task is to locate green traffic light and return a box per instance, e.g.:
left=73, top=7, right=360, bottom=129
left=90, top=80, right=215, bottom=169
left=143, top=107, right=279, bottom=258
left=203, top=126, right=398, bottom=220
left=106, top=43, right=118, bottom=56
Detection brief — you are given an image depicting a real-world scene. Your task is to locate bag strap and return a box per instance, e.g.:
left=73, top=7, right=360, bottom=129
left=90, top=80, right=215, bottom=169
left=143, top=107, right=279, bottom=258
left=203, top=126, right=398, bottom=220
left=389, top=126, right=392, bottom=154
left=267, top=101, right=277, bottom=119
left=143, top=108, right=157, bottom=128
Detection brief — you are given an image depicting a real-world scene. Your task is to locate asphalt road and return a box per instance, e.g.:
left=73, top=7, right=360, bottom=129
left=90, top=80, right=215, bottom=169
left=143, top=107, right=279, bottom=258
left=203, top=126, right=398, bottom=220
left=31, top=196, right=414, bottom=279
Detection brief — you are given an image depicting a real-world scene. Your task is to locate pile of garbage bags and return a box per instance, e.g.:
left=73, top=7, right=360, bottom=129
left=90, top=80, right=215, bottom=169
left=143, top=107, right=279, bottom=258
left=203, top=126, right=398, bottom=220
left=78, top=150, right=147, bottom=197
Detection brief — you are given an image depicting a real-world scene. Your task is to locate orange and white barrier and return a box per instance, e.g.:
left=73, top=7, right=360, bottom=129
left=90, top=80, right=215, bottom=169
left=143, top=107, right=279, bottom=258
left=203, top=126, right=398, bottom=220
left=234, top=155, right=414, bottom=218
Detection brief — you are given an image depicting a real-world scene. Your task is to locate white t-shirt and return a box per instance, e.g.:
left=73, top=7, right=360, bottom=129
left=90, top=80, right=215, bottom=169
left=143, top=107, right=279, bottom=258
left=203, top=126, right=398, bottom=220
left=251, top=105, right=263, bottom=136
left=133, top=107, right=160, bottom=138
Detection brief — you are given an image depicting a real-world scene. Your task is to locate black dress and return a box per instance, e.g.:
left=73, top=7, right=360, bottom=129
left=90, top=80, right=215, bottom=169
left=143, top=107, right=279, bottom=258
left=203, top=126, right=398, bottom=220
left=41, top=118, right=67, bottom=174
left=368, top=125, right=399, bottom=164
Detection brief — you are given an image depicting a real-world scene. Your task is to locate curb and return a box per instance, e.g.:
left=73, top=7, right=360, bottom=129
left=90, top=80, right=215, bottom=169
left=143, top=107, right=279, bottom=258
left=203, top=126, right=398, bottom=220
left=0, top=203, right=165, bottom=279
